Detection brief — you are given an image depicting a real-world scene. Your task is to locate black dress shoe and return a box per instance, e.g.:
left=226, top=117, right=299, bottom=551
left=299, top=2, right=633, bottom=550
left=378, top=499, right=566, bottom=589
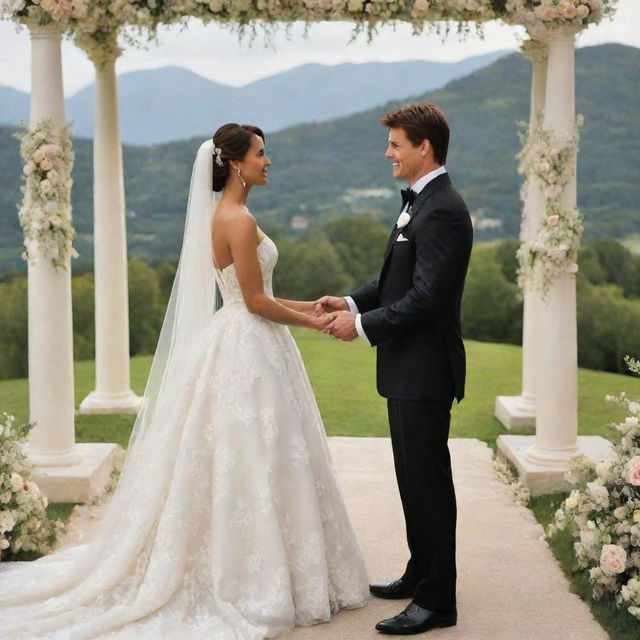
left=375, top=602, right=457, bottom=635
left=369, top=579, right=415, bottom=599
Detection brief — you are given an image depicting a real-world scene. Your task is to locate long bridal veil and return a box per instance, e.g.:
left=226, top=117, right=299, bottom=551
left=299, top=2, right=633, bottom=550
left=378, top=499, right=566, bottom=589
left=127, top=138, right=218, bottom=463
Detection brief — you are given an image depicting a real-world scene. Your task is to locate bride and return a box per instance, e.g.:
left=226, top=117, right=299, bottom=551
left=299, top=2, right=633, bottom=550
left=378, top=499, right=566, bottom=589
left=0, top=123, right=369, bottom=638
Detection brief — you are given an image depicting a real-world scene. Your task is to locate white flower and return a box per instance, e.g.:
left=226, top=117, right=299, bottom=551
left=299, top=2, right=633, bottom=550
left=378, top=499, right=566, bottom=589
left=0, top=511, right=16, bottom=534
left=396, top=212, right=411, bottom=229
left=613, top=506, right=626, bottom=520
left=565, top=493, right=579, bottom=509
left=595, top=460, right=612, bottom=481
left=600, top=544, right=627, bottom=576
left=10, top=472, right=23, bottom=492
left=0, top=491, right=11, bottom=504
left=586, top=481, right=608, bottom=504
left=629, top=402, right=640, bottom=415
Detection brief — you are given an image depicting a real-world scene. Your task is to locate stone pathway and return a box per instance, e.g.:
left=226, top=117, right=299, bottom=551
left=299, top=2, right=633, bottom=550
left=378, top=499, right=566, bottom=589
left=56, top=437, right=608, bottom=640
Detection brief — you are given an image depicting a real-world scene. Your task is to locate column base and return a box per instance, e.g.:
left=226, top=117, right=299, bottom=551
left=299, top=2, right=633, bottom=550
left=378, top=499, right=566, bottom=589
left=78, top=389, right=142, bottom=415
left=30, top=442, right=120, bottom=504
left=497, top=435, right=613, bottom=496
left=495, top=395, right=536, bottom=430
left=26, top=447, right=83, bottom=467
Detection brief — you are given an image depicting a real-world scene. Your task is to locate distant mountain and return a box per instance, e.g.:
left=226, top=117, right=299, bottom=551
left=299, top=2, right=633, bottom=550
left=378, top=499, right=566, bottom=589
left=0, top=44, right=637, bottom=274
left=0, top=51, right=509, bottom=144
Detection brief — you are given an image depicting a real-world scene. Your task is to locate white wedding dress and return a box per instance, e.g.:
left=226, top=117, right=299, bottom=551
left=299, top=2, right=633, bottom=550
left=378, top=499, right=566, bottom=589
left=0, top=232, right=369, bottom=638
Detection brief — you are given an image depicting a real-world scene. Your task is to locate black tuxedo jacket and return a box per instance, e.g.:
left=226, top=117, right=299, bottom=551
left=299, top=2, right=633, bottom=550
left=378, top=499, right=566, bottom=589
left=349, top=173, right=473, bottom=402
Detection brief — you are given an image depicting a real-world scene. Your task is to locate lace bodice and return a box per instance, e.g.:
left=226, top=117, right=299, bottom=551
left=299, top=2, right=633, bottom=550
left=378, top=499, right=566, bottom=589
left=215, top=235, right=278, bottom=307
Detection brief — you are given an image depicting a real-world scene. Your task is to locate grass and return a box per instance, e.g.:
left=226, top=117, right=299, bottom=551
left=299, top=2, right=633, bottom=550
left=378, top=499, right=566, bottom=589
left=2, top=334, right=639, bottom=637
left=1, top=335, right=638, bottom=449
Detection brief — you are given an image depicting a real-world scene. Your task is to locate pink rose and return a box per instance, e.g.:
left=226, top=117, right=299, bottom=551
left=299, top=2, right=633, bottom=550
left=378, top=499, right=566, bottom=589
left=538, top=161, right=550, bottom=173
left=600, top=544, right=627, bottom=576
left=23, top=164, right=33, bottom=176
left=627, top=466, right=640, bottom=487
left=628, top=456, right=640, bottom=472
left=33, top=149, right=45, bottom=163
left=547, top=215, right=559, bottom=226
left=563, top=6, right=577, bottom=18
left=40, top=158, right=54, bottom=171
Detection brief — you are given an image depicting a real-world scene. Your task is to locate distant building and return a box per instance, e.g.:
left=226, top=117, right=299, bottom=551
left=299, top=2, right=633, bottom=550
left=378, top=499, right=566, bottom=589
left=290, top=215, right=310, bottom=230
left=470, top=208, right=503, bottom=231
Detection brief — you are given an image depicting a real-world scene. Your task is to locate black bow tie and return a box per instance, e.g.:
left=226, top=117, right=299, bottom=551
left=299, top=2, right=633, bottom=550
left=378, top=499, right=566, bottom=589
left=401, top=188, right=417, bottom=209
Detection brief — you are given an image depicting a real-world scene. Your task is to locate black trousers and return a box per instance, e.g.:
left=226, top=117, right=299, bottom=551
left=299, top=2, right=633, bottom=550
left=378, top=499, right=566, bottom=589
left=387, top=398, right=457, bottom=611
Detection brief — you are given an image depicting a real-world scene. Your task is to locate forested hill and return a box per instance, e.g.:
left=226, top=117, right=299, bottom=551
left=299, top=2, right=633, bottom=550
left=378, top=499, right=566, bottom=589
left=0, top=43, right=637, bottom=273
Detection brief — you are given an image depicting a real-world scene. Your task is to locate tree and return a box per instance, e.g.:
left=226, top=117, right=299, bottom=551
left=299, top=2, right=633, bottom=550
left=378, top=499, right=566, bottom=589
left=128, top=258, right=163, bottom=355
left=0, top=277, right=28, bottom=379
left=461, top=248, right=522, bottom=345
left=324, top=216, right=388, bottom=286
left=274, top=238, right=352, bottom=301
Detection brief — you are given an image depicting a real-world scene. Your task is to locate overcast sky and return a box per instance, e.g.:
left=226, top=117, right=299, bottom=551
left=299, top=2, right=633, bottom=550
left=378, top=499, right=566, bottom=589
left=0, top=0, right=637, bottom=95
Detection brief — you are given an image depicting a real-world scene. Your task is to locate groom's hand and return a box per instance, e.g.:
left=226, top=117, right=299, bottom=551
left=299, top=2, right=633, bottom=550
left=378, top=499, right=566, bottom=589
left=325, top=311, right=357, bottom=342
left=313, top=295, right=348, bottom=316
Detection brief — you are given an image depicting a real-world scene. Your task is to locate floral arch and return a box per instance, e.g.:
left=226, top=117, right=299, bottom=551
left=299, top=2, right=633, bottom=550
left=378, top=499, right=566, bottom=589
left=0, top=0, right=617, bottom=500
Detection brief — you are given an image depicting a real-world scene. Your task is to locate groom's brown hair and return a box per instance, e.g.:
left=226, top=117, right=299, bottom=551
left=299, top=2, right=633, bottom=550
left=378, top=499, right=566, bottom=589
left=381, top=103, right=450, bottom=165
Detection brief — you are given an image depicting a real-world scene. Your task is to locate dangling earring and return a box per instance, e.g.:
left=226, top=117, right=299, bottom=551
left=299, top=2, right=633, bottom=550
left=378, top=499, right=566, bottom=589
left=237, top=167, right=246, bottom=188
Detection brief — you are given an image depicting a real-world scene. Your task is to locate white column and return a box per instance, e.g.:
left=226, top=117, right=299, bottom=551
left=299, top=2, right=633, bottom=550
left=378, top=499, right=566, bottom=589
left=25, top=24, right=81, bottom=467
left=525, top=28, right=580, bottom=465
left=495, top=39, right=548, bottom=429
left=79, top=47, right=141, bottom=414
left=497, top=27, right=612, bottom=494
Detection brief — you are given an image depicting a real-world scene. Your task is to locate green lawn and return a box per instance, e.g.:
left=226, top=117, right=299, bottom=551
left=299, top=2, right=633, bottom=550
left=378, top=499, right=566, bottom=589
left=1, top=332, right=637, bottom=450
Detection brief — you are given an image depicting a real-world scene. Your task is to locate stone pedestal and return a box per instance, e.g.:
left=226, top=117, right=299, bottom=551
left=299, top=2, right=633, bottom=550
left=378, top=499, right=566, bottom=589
left=498, top=435, right=613, bottom=496
left=495, top=395, right=536, bottom=430
left=79, top=51, right=141, bottom=415
left=31, top=443, right=120, bottom=503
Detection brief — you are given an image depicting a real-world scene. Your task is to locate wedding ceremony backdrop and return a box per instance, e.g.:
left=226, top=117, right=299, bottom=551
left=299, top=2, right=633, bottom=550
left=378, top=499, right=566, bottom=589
left=0, top=0, right=618, bottom=502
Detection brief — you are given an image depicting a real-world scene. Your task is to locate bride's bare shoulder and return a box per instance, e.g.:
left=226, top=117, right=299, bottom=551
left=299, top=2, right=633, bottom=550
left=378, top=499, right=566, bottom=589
left=213, top=204, right=256, bottom=239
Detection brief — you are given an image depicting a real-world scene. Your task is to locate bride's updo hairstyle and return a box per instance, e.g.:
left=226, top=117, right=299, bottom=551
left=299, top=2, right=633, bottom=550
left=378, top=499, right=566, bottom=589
left=211, top=123, right=265, bottom=192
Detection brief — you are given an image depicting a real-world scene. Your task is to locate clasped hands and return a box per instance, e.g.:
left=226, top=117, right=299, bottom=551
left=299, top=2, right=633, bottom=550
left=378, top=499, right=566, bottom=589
left=311, top=296, right=357, bottom=342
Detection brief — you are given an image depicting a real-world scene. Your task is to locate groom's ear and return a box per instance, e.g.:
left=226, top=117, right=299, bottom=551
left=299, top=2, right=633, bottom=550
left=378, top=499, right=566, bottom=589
left=419, top=139, right=431, bottom=157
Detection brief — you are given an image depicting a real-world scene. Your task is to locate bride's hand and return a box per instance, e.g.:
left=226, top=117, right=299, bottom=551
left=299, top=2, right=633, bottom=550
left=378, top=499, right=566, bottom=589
left=309, top=313, right=335, bottom=332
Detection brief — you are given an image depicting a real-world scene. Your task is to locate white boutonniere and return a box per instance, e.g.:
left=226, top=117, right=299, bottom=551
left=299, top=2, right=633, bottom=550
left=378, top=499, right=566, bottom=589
left=396, top=211, right=411, bottom=229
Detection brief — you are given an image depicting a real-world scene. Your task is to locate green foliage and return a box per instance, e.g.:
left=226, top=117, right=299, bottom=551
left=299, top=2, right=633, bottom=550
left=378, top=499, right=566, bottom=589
left=462, top=244, right=522, bottom=344
left=324, top=216, right=388, bottom=286
left=127, top=257, right=163, bottom=355
left=72, top=272, right=95, bottom=360
left=0, top=277, right=27, bottom=380
left=274, top=236, right=352, bottom=300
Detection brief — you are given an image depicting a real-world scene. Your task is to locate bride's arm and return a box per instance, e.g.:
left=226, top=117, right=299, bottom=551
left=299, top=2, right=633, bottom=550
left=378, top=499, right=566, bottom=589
left=274, top=298, right=315, bottom=314
left=229, top=216, right=330, bottom=330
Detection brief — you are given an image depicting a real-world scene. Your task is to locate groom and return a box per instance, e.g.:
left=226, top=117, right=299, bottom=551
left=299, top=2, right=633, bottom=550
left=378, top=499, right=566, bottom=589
left=317, top=103, right=473, bottom=635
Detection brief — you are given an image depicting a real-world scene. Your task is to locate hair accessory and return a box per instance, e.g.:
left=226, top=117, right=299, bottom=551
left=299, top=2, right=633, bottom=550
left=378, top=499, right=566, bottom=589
left=237, top=167, right=246, bottom=188
left=213, top=146, right=224, bottom=167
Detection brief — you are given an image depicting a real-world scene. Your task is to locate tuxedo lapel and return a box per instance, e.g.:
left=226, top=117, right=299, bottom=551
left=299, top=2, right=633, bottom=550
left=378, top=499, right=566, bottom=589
left=380, top=173, right=451, bottom=274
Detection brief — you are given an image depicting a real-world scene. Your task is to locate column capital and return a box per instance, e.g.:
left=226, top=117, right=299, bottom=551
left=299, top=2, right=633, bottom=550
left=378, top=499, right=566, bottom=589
left=24, top=20, right=63, bottom=40
left=527, top=23, right=584, bottom=43
left=75, top=30, right=122, bottom=69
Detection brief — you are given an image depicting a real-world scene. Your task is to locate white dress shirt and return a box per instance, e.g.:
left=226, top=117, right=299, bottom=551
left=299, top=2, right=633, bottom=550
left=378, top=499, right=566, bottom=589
left=345, top=166, right=448, bottom=346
